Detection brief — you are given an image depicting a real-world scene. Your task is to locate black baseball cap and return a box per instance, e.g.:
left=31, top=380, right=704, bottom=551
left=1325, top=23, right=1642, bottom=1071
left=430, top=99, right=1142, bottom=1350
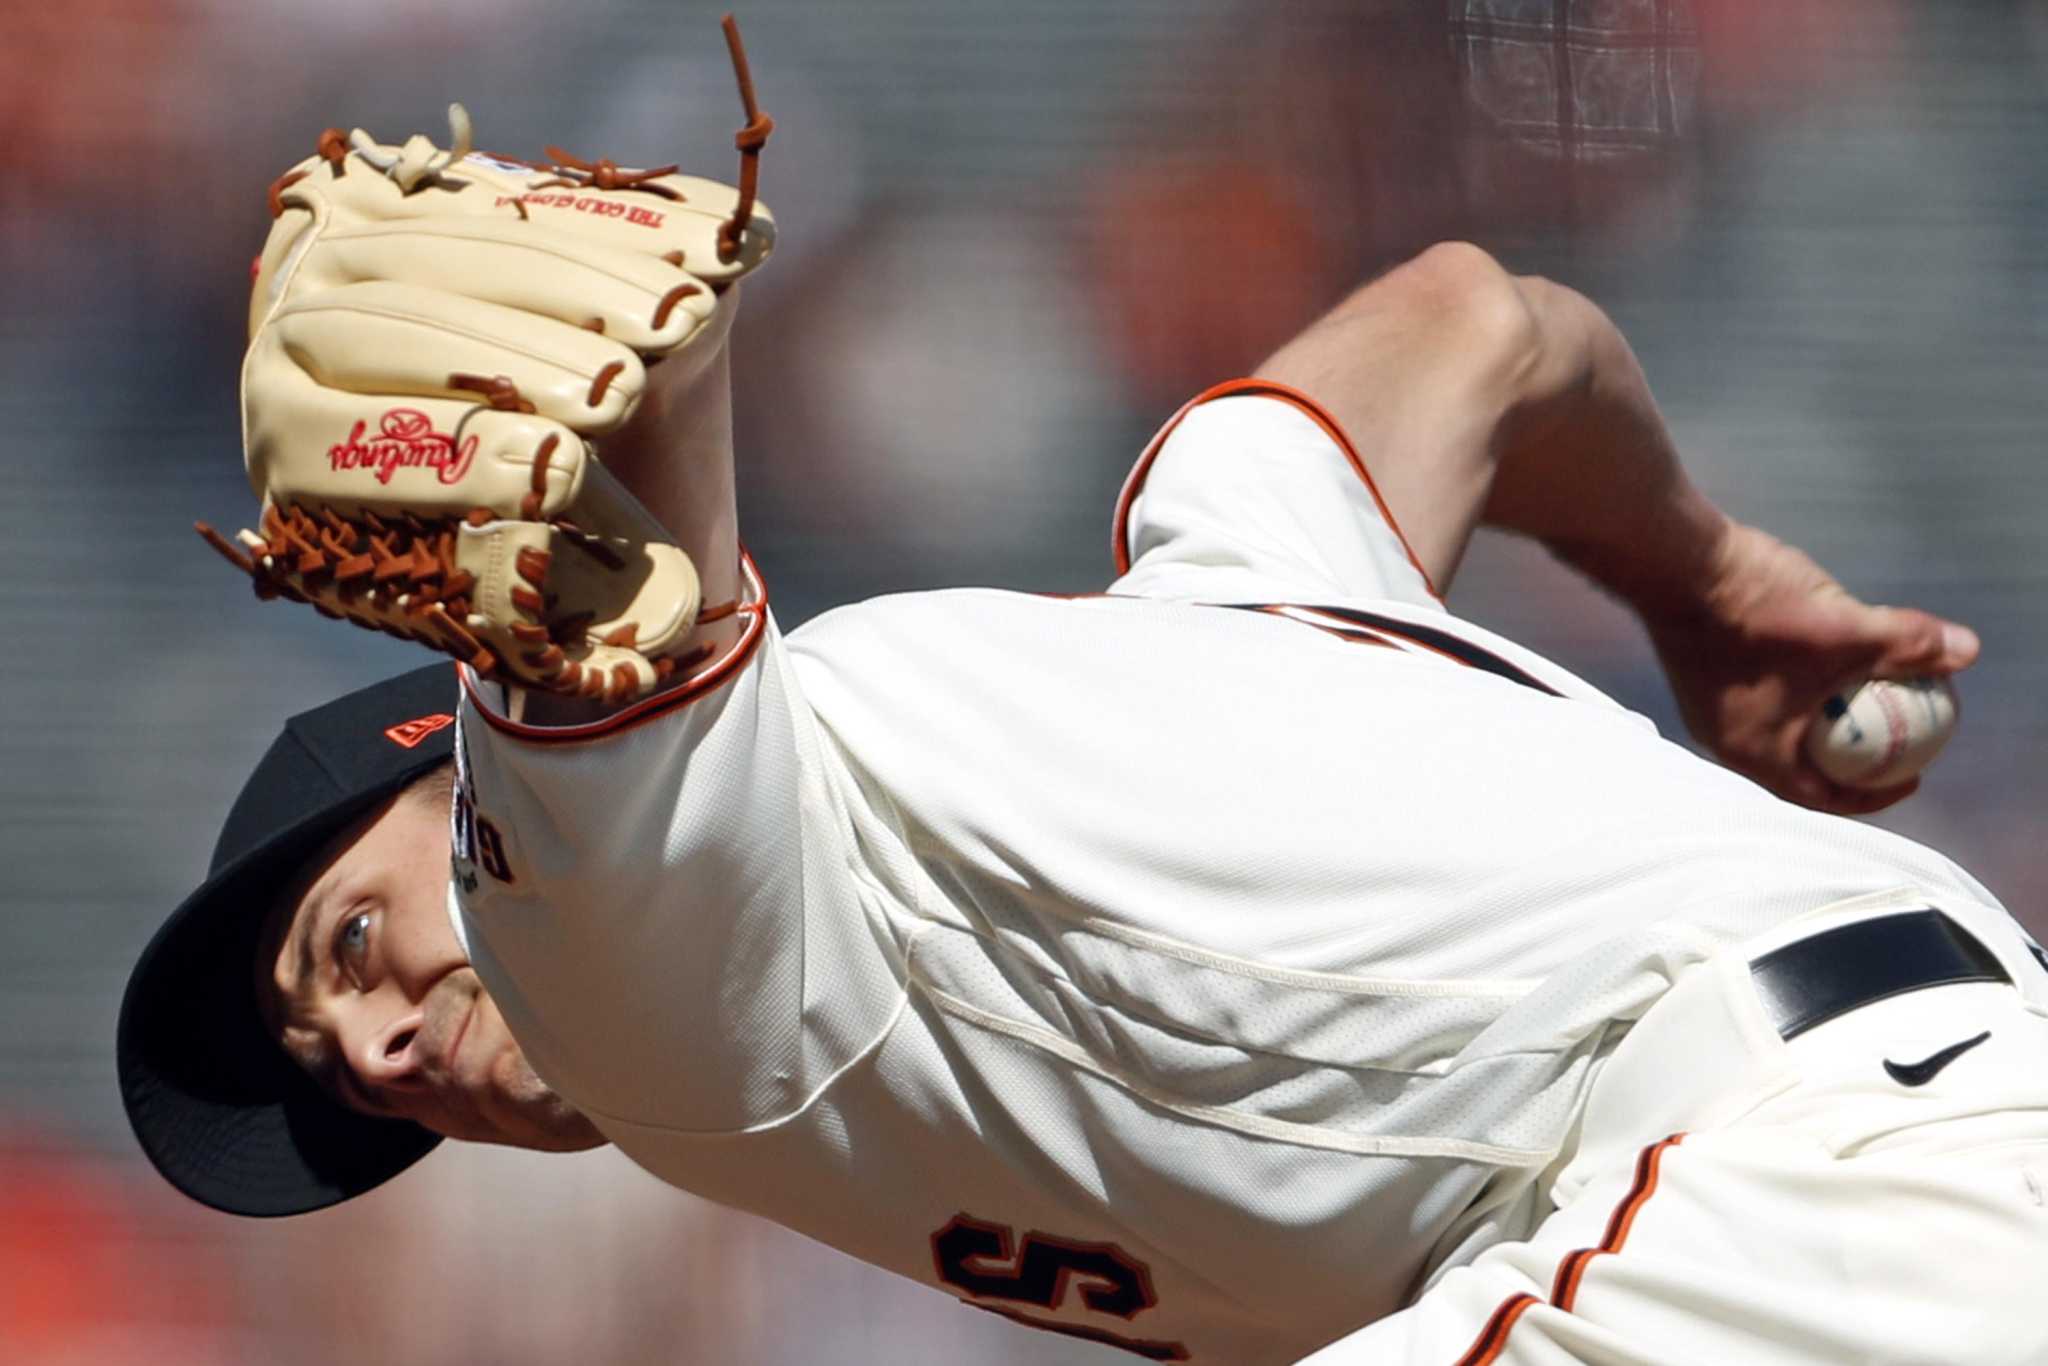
left=118, top=664, right=461, bottom=1217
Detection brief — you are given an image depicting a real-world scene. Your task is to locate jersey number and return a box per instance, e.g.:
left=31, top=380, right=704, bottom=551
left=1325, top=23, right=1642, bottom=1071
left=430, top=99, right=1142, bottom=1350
left=452, top=786, right=514, bottom=886
left=931, top=1214, right=1189, bottom=1361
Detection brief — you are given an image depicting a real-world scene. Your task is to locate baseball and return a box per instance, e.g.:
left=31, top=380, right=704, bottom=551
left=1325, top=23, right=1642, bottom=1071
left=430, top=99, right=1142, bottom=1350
left=1805, top=676, right=1960, bottom=788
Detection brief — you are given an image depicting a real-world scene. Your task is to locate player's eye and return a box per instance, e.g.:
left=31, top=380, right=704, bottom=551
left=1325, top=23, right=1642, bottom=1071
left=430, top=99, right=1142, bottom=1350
left=335, top=909, right=375, bottom=988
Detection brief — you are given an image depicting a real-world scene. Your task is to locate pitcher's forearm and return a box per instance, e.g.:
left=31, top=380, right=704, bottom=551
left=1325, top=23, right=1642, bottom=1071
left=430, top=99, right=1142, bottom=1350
left=1483, top=275, right=1732, bottom=618
left=501, top=335, right=747, bottom=732
left=599, top=341, right=744, bottom=616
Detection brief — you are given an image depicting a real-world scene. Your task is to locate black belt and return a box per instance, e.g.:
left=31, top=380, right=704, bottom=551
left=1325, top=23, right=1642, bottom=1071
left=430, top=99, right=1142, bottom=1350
left=1749, top=909, right=2011, bottom=1041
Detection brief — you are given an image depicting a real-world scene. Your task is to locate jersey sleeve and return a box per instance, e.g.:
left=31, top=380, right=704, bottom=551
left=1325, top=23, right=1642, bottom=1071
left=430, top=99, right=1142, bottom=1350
left=446, top=577, right=904, bottom=1137
left=1110, top=380, right=1444, bottom=609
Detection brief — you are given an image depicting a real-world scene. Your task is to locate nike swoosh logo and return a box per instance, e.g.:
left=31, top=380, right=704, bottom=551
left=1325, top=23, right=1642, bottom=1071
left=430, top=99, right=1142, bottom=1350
left=1883, top=1030, right=1992, bottom=1087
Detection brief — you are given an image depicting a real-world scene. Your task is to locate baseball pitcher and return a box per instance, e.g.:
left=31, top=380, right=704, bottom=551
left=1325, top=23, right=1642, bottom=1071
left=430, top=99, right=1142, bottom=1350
left=120, top=22, right=2048, bottom=1365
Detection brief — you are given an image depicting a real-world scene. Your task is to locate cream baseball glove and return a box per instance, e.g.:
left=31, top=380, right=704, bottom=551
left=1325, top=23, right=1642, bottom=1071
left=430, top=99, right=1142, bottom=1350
left=202, top=19, right=773, bottom=703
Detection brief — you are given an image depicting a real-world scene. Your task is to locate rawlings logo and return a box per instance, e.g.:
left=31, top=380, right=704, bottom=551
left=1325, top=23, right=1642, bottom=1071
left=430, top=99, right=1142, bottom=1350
left=494, top=193, right=667, bottom=228
left=330, top=410, right=478, bottom=485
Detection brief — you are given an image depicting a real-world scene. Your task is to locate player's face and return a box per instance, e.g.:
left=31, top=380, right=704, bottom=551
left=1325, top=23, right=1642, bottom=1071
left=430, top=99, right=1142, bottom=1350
left=257, top=789, right=604, bottom=1153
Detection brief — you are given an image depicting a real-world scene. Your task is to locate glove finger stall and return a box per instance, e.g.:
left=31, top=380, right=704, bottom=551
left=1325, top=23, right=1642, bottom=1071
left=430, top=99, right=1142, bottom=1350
left=260, top=280, right=646, bottom=434
left=241, top=357, right=587, bottom=522
left=260, top=147, right=772, bottom=325
left=287, top=218, right=719, bottom=355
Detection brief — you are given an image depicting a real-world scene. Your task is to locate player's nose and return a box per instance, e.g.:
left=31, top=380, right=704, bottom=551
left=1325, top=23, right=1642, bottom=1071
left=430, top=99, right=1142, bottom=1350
left=354, top=1011, right=428, bottom=1091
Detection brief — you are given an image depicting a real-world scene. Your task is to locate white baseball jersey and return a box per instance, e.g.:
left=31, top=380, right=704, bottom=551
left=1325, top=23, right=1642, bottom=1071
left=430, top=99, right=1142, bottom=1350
left=447, top=385, right=2016, bottom=1365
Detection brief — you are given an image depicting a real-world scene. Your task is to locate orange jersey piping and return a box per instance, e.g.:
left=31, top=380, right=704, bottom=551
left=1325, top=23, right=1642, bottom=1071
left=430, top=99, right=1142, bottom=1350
left=1452, top=1293, right=1541, bottom=1366
left=1548, top=1132, right=1687, bottom=1313
left=462, top=548, right=770, bottom=744
left=1456, top=1133, right=1688, bottom=1364
left=1109, top=378, right=1442, bottom=602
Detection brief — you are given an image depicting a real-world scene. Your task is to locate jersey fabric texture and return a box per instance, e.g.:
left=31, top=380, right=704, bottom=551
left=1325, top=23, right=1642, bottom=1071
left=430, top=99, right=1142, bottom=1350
left=447, top=389, right=2028, bottom=1365
left=1302, top=887, right=2048, bottom=1365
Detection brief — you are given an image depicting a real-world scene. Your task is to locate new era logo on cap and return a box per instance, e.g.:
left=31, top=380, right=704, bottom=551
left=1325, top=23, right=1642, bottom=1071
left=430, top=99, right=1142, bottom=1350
left=385, top=714, right=456, bottom=749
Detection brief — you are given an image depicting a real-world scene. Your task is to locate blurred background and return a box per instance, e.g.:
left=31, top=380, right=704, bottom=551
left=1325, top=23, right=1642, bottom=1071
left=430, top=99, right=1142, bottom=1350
left=4, top=0, right=2045, bottom=1360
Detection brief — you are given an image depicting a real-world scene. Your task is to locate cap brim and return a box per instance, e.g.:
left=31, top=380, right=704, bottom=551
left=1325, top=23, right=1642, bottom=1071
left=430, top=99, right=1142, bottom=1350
left=117, top=784, right=442, bottom=1217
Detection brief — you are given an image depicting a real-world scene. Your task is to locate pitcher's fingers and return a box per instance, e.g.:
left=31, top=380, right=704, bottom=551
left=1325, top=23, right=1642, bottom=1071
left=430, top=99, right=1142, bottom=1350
left=1824, top=776, right=1921, bottom=816
left=1770, top=754, right=1918, bottom=817
left=1858, top=604, right=1981, bottom=679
